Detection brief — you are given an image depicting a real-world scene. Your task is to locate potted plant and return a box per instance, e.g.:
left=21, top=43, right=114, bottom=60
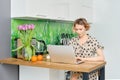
left=12, top=24, right=35, bottom=61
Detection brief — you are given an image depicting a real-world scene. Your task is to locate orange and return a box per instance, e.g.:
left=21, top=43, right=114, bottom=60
left=37, top=55, right=43, bottom=61
left=31, top=55, right=37, bottom=62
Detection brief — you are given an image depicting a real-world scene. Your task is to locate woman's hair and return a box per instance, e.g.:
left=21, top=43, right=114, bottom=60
left=73, top=18, right=90, bottom=31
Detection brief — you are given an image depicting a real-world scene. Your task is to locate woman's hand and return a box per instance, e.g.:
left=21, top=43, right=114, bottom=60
left=75, top=57, right=86, bottom=62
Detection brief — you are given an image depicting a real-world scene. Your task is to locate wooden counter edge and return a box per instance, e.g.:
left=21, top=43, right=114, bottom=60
left=0, top=58, right=106, bottom=73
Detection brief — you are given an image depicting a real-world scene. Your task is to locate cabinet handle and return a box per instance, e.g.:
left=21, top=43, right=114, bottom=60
left=81, top=5, right=92, bottom=8
left=36, top=15, right=47, bottom=17
left=57, top=17, right=64, bottom=19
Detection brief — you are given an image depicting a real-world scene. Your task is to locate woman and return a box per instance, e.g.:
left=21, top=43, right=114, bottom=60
left=68, top=18, right=105, bottom=80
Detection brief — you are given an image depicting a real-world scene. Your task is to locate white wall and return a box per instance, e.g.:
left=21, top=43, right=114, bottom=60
left=92, top=0, right=120, bottom=79
left=0, top=0, right=19, bottom=80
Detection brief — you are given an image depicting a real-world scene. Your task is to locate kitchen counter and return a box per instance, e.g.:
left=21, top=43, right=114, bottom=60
left=0, top=58, right=105, bottom=72
left=0, top=58, right=106, bottom=80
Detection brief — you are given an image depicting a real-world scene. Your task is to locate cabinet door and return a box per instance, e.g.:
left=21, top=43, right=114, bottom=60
left=11, top=0, right=26, bottom=17
left=69, top=0, right=93, bottom=22
left=26, top=0, right=52, bottom=18
left=20, top=66, right=65, bottom=80
left=26, top=0, right=69, bottom=19
left=50, top=2, right=69, bottom=20
left=11, top=0, right=70, bottom=20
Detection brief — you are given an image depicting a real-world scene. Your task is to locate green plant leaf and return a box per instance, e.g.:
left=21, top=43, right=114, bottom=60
left=12, top=45, right=24, bottom=52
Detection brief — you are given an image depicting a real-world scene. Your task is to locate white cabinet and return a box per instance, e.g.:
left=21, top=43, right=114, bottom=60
left=19, top=66, right=65, bottom=80
left=11, top=0, right=93, bottom=22
left=11, top=0, right=26, bottom=17
left=68, top=0, right=93, bottom=22
left=25, top=0, right=52, bottom=18
left=50, top=2, right=69, bottom=20
left=26, top=0, right=70, bottom=20
left=11, top=0, right=52, bottom=19
left=11, top=0, right=70, bottom=20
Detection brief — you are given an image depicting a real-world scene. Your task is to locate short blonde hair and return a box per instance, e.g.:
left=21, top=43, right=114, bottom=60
left=73, top=18, right=90, bottom=31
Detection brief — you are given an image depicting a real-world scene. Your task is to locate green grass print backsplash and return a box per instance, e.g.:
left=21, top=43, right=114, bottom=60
left=11, top=19, right=75, bottom=57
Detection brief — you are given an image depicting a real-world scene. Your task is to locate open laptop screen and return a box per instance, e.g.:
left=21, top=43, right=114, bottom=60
left=47, top=45, right=76, bottom=64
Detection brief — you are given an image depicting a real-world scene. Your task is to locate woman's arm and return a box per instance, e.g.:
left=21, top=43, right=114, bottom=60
left=77, top=49, right=105, bottom=62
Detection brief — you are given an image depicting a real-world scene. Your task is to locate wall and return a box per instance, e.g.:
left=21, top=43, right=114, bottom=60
left=11, top=19, right=74, bottom=57
left=11, top=19, right=73, bottom=45
left=93, top=0, right=120, bottom=79
left=0, top=0, right=18, bottom=80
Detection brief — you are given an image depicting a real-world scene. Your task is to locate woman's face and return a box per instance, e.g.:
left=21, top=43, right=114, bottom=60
left=74, top=24, right=86, bottom=37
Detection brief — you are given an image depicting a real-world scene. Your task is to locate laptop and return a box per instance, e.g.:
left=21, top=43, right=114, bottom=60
left=47, top=45, right=84, bottom=64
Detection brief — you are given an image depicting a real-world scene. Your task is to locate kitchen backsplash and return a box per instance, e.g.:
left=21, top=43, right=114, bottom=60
left=11, top=19, right=76, bottom=57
